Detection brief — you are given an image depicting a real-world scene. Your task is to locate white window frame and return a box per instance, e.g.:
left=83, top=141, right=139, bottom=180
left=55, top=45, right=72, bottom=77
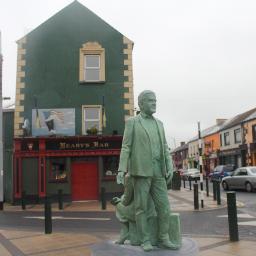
left=79, top=42, right=105, bottom=83
left=82, top=105, right=102, bottom=135
left=234, top=128, right=241, bottom=144
left=224, top=132, right=230, bottom=146
left=84, top=55, right=100, bottom=82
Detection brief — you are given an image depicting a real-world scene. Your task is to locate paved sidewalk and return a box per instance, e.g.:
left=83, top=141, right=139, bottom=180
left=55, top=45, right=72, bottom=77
left=168, top=187, right=227, bottom=212
left=0, top=188, right=252, bottom=256
left=3, top=187, right=235, bottom=213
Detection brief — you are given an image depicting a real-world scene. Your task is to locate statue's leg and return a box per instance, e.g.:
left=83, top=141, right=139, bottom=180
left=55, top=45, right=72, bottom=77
left=134, top=177, right=153, bottom=251
left=151, top=177, right=179, bottom=250
left=115, top=222, right=129, bottom=244
left=129, top=222, right=141, bottom=246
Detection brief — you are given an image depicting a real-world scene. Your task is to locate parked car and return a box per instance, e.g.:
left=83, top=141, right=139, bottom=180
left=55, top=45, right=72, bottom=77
left=209, top=165, right=235, bottom=181
left=183, top=168, right=200, bottom=181
left=222, top=166, right=256, bottom=192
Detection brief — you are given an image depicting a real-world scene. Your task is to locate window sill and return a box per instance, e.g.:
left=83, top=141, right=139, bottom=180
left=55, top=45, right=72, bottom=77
left=102, top=176, right=116, bottom=181
left=79, top=81, right=105, bottom=85
left=48, top=179, right=68, bottom=183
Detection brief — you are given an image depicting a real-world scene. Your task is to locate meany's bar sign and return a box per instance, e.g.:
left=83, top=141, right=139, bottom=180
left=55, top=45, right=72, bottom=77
left=46, top=139, right=122, bottom=150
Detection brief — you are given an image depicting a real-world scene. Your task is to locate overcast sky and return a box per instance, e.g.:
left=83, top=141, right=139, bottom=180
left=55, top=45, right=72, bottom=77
left=1, top=0, right=256, bottom=148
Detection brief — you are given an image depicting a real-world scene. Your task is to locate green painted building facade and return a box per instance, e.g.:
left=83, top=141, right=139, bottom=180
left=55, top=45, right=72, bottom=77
left=13, top=1, right=134, bottom=202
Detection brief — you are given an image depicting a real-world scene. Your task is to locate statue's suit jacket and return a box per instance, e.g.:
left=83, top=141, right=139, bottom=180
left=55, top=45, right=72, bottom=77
left=118, top=114, right=173, bottom=177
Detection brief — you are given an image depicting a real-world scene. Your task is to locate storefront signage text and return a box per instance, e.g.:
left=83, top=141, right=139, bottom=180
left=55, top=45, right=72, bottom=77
left=45, top=139, right=122, bottom=151
left=59, top=141, right=110, bottom=150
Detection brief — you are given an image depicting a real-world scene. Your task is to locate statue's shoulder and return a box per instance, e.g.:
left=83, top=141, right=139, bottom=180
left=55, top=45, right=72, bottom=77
left=125, top=115, right=139, bottom=124
left=154, top=117, right=163, bottom=125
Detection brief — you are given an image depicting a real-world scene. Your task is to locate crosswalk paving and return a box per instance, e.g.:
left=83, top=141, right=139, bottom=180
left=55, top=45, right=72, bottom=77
left=217, top=213, right=256, bottom=226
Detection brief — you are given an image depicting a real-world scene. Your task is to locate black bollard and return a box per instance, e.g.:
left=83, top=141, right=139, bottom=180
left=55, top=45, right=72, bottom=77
left=101, top=187, right=106, bottom=210
left=213, top=180, right=217, bottom=201
left=44, top=197, right=52, bottom=234
left=58, top=189, right=63, bottom=210
left=193, top=184, right=199, bottom=210
left=206, top=177, right=209, bottom=197
left=216, top=181, right=221, bottom=205
left=21, top=191, right=26, bottom=210
left=183, top=177, right=186, bottom=188
left=227, top=192, right=239, bottom=241
left=189, top=179, right=192, bottom=190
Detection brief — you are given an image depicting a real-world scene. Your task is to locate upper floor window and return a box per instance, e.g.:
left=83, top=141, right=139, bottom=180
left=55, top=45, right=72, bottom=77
left=234, top=128, right=241, bottom=144
left=220, top=134, right=222, bottom=146
left=82, top=105, right=102, bottom=135
left=253, top=125, right=256, bottom=142
left=84, top=55, right=100, bottom=81
left=224, top=132, right=230, bottom=146
left=79, top=42, right=105, bottom=83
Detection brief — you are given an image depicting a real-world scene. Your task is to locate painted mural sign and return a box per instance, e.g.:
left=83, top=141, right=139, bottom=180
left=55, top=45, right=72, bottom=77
left=32, top=109, right=75, bottom=136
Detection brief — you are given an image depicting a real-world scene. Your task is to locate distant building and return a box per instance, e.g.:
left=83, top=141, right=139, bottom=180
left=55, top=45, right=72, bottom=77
left=241, top=110, right=256, bottom=166
left=187, top=119, right=226, bottom=173
left=219, top=108, right=256, bottom=168
left=203, top=119, right=227, bottom=173
left=12, top=1, right=134, bottom=202
left=171, top=142, right=188, bottom=170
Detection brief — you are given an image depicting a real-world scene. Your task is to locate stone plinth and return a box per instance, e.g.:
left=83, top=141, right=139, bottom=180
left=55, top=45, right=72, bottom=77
left=90, top=238, right=198, bottom=256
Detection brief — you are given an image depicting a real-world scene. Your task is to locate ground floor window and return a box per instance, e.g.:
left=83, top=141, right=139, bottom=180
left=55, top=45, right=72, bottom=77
left=49, top=158, right=68, bottom=183
left=103, top=156, right=119, bottom=177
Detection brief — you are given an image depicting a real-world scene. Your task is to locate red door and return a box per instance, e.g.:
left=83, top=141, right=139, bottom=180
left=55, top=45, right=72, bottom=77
left=71, top=162, right=98, bottom=200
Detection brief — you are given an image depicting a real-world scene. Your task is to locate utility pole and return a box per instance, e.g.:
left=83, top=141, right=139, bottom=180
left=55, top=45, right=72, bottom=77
left=0, top=31, right=3, bottom=210
left=198, top=122, right=204, bottom=208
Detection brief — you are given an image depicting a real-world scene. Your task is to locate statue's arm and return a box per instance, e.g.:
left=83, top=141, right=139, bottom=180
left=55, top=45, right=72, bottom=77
left=121, top=178, right=134, bottom=206
left=117, top=118, right=134, bottom=184
left=163, top=128, right=174, bottom=179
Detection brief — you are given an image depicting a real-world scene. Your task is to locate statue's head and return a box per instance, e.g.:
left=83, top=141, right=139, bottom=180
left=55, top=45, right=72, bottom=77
left=138, top=90, right=156, bottom=115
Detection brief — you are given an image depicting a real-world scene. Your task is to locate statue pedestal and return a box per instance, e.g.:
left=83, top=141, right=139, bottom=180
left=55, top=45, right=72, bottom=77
left=90, top=238, right=198, bottom=256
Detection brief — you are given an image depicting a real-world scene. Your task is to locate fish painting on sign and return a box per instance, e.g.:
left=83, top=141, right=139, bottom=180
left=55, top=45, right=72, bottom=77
left=32, top=108, right=75, bottom=136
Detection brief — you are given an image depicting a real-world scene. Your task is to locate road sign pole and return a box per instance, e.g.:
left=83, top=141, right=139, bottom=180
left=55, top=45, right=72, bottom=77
left=198, top=122, right=204, bottom=208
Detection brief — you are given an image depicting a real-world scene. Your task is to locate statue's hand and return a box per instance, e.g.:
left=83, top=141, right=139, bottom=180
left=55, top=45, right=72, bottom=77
left=110, top=197, right=121, bottom=205
left=116, top=171, right=125, bottom=185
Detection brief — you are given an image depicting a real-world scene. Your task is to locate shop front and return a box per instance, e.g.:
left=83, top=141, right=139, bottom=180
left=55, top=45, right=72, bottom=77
left=218, top=148, right=242, bottom=168
left=13, top=136, right=123, bottom=202
left=240, top=143, right=256, bottom=166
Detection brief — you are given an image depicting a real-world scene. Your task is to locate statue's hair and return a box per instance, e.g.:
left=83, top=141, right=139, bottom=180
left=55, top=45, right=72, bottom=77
left=138, top=90, right=155, bottom=107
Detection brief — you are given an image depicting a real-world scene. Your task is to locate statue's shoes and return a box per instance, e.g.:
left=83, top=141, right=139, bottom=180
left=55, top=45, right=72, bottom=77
left=158, top=240, right=179, bottom=250
left=130, top=241, right=141, bottom=246
left=115, top=236, right=128, bottom=245
left=142, top=241, right=153, bottom=252
left=115, top=239, right=125, bottom=245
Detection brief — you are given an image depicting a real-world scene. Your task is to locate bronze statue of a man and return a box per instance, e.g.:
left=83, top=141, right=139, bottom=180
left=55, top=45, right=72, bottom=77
left=117, top=90, right=177, bottom=252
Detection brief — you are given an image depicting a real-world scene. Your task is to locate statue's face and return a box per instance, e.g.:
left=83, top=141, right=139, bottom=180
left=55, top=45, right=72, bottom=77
left=141, top=93, right=156, bottom=115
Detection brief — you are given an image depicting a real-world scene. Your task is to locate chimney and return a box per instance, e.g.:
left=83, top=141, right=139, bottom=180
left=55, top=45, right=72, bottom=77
left=216, top=119, right=227, bottom=126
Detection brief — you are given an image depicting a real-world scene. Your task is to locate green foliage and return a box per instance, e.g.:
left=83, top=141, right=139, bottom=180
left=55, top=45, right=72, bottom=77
left=86, top=126, right=98, bottom=135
